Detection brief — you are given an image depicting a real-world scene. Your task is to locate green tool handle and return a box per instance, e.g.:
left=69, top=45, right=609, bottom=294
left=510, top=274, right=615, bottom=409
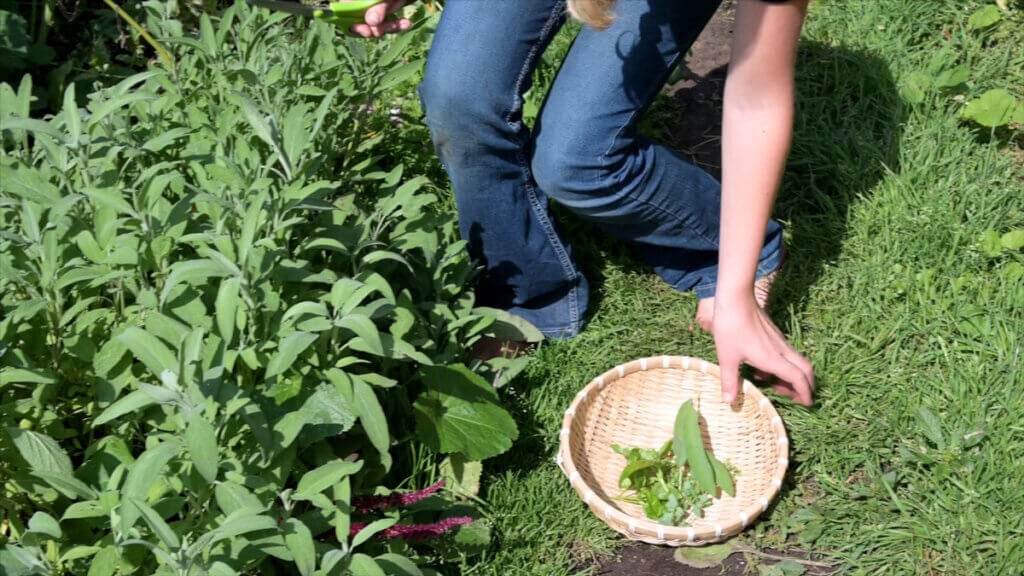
left=312, top=0, right=399, bottom=27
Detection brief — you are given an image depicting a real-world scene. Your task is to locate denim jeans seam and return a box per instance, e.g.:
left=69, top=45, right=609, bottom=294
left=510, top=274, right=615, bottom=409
left=508, top=1, right=582, bottom=332
left=502, top=1, right=566, bottom=130
left=598, top=43, right=684, bottom=160
left=619, top=186, right=720, bottom=247
left=596, top=47, right=718, bottom=248
left=694, top=280, right=715, bottom=290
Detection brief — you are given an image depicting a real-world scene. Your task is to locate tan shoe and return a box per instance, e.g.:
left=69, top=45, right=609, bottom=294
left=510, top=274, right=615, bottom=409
left=470, top=336, right=533, bottom=361
left=753, top=269, right=779, bottom=311
left=754, top=244, right=788, bottom=311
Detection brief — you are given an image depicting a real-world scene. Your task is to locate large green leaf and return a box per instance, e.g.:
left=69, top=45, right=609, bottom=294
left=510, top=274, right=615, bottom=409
left=82, top=186, right=136, bottom=217
left=185, top=413, right=219, bottom=483
left=215, top=277, right=241, bottom=345
left=282, top=518, right=316, bottom=576
left=1002, top=230, right=1024, bottom=251
left=116, top=327, right=178, bottom=380
left=31, top=471, right=97, bottom=500
left=273, top=411, right=308, bottom=450
left=87, top=546, right=119, bottom=576
left=7, top=428, right=73, bottom=476
left=27, top=511, right=61, bottom=539
left=130, top=497, right=181, bottom=550
left=123, top=441, right=180, bottom=502
left=276, top=381, right=357, bottom=447
left=452, top=514, right=490, bottom=554
left=281, top=103, right=310, bottom=169
left=2, top=546, right=44, bottom=575
left=673, top=540, right=738, bottom=568
left=293, top=460, right=363, bottom=501
left=439, top=454, right=482, bottom=498
left=62, top=83, right=81, bottom=148
left=474, top=306, right=544, bottom=343
left=214, top=481, right=265, bottom=516
left=353, top=377, right=390, bottom=458
left=59, top=545, right=103, bottom=564
left=349, top=553, right=387, bottom=576
left=351, top=517, right=398, bottom=549
left=707, top=452, right=735, bottom=497
left=963, top=89, right=1018, bottom=128
left=233, top=92, right=276, bottom=149
left=160, top=259, right=232, bottom=305
left=121, top=439, right=180, bottom=534
left=413, top=365, right=518, bottom=460
left=208, top=511, right=277, bottom=546
left=968, top=5, right=1001, bottom=29
left=90, top=93, right=160, bottom=129
left=0, top=368, right=56, bottom=385
left=94, top=389, right=159, bottom=425
left=671, top=400, right=692, bottom=468
left=62, top=501, right=106, bottom=520
left=265, top=331, right=318, bottom=379
left=376, top=553, right=424, bottom=576
left=337, top=314, right=383, bottom=356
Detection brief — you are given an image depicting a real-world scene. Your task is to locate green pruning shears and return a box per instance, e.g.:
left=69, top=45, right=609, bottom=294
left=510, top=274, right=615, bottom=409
left=245, top=0, right=390, bottom=28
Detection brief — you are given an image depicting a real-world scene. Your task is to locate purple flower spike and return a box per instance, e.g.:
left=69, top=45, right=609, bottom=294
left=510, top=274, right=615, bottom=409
left=352, top=480, right=447, bottom=513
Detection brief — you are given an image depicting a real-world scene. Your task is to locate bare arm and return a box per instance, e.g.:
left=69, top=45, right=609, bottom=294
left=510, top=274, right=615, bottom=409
left=720, top=0, right=805, bottom=298
left=714, top=0, right=815, bottom=405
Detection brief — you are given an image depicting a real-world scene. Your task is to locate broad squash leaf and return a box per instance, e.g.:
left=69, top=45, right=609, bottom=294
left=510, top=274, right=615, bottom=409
left=413, top=365, right=518, bottom=460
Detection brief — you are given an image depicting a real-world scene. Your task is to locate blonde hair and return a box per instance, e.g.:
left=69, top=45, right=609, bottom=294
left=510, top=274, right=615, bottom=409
left=566, top=0, right=617, bottom=30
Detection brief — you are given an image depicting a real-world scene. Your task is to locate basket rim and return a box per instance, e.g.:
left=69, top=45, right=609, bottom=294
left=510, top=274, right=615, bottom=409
left=556, top=355, right=789, bottom=546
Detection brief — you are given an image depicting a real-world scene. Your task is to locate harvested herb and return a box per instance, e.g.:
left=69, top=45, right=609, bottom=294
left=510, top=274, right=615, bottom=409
left=613, top=399, right=736, bottom=526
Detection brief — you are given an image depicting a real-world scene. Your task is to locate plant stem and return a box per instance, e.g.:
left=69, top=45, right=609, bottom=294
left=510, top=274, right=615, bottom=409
left=101, top=0, right=175, bottom=71
left=733, top=543, right=837, bottom=568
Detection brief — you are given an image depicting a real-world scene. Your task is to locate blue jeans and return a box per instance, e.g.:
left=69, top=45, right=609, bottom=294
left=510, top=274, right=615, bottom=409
left=418, top=0, right=784, bottom=339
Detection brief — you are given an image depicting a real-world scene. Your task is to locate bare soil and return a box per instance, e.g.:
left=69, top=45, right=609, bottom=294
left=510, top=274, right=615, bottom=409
left=660, top=0, right=735, bottom=181
left=592, top=544, right=755, bottom=576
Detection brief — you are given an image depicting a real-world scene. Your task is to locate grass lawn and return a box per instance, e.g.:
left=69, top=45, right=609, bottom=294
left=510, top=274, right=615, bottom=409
left=458, top=1, right=1024, bottom=574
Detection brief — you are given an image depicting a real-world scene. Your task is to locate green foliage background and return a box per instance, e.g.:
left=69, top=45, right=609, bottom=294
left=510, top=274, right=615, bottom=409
left=1, top=3, right=520, bottom=575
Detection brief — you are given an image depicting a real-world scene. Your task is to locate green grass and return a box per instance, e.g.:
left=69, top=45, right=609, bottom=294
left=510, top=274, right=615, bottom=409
left=463, top=1, right=1024, bottom=574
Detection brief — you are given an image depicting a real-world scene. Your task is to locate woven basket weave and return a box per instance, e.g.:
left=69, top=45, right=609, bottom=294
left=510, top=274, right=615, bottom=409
left=556, top=356, right=788, bottom=546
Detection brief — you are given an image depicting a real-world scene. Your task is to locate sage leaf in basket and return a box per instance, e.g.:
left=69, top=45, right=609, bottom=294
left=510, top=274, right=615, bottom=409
left=672, top=401, right=690, bottom=467
left=614, top=399, right=736, bottom=526
left=708, top=452, right=736, bottom=497
left=676, top=400, right=717, bottom=494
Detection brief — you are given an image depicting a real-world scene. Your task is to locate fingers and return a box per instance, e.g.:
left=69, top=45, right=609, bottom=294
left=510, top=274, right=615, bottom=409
left=350, top=1, right=410, bottom=37
left=765, top=349, right=814, bottom=406
left=348, top=18, right=411, bottom=37
left=719, top=355, right=742, bottom=405
left=715, top=312, right=815, bottom=407
left=753, top=312, right=815, bottom=406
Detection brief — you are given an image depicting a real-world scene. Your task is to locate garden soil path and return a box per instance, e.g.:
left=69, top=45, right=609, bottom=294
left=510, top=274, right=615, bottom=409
left=590, top=3, right=789, bottom=575
left=660, top=0, right=734, bottom=181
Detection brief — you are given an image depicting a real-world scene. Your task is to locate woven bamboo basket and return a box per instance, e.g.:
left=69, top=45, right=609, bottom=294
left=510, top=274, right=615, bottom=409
left=556, top=356, right=788, bottom=547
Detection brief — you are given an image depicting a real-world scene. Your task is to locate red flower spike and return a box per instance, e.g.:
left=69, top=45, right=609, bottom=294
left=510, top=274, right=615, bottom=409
left=352, top=480, right=447, bottom=513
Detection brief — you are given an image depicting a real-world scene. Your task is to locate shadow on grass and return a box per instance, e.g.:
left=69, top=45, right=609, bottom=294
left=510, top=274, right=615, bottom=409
left=666, top=41, right=905, bottom=325
left=774, top=41, right=905, bottom=320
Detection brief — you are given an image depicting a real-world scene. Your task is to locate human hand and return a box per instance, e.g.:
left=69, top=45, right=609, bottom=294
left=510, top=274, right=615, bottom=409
left=347, top=1, right=411, bottom=37
left=712, top=296, right=814, bottom=406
